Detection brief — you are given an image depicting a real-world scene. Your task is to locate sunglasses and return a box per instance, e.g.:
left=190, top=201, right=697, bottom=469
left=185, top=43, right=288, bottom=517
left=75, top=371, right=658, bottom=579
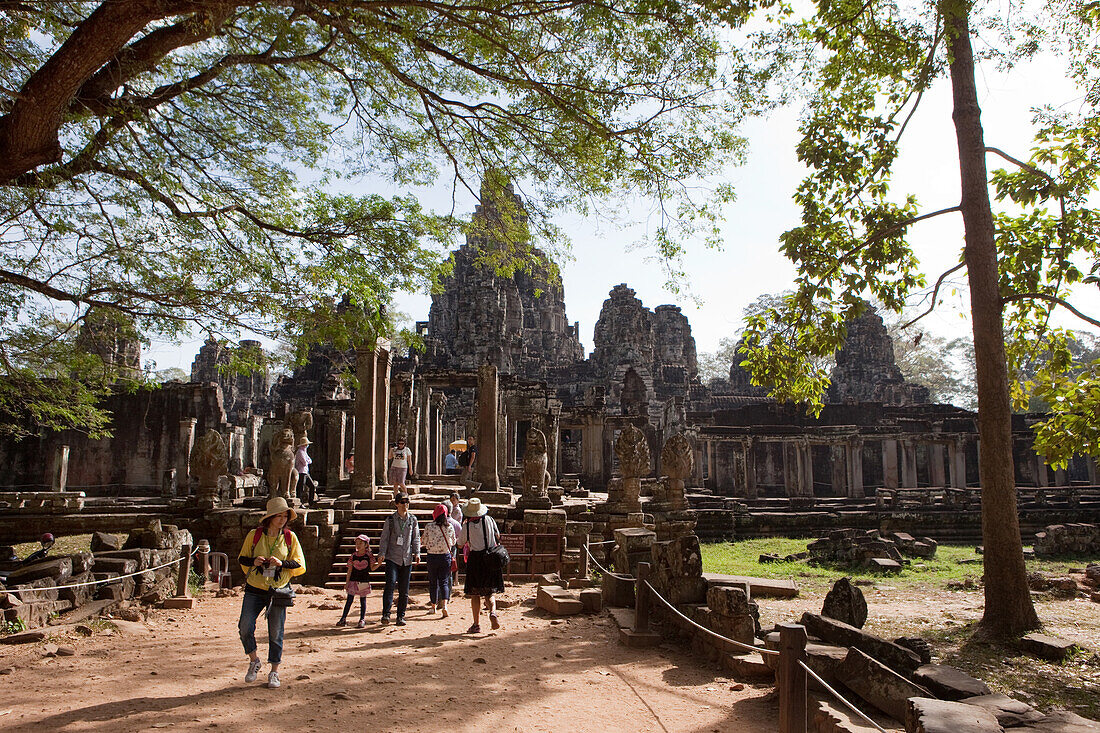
left=396, top=499, right=409, bottom=504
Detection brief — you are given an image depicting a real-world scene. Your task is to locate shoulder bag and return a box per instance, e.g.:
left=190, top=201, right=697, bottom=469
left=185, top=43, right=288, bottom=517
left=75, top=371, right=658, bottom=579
left=482, top=517, right=510, bottom=570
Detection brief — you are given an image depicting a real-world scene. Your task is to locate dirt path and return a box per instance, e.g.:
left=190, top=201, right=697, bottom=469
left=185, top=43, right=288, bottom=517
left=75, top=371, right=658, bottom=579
left=0, top=585, right=777, bottom=732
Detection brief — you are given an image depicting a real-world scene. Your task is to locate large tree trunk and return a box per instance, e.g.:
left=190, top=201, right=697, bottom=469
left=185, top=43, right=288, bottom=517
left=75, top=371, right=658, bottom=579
left=944, top=0, right=1039, bottom=637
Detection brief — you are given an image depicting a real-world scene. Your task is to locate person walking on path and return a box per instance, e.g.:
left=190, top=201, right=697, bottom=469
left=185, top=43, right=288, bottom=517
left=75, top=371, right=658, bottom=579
left=337, top=534, right=381, bottom=628
left=387, top=437, right=413, bottom=493
left=237, top=496, right=306, bottom=689
left=422, top=504, right=457, bottom=617
left=458, top=497, right=504, bottom=634
left=295, top=437, right=315, bottom=505
left=377, top=492, right=419, bottom=626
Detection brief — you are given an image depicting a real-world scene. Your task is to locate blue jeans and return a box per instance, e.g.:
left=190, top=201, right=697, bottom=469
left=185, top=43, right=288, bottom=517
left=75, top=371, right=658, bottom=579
left=426, top=553, right=452, bottom=604
left=382, top=560, right=412, bottom=620
left=238, top=590, right=285, bottom=665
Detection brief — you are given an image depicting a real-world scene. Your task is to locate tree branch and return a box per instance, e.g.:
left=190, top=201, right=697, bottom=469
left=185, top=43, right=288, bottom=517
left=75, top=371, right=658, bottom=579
left=1002, top=292, right=1100, bottom=329
left=900, top=261, right=965, bottom=329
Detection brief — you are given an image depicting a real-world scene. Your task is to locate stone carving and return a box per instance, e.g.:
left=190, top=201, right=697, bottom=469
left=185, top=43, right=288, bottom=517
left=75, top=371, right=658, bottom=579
left=287, top=410, right=313, bottom=444
left=828, top=307, right=930, bottom=406
left=660, top=432, right=693, bottom=511
left=821, top=576, right=868, bottom=628
left=189, top=430, right=227, bottom=506
left=266, top=427, right=298, bottom=499
left=520, top=428, right=551, bottom=502
left=609, top=423, right=649, bottom=513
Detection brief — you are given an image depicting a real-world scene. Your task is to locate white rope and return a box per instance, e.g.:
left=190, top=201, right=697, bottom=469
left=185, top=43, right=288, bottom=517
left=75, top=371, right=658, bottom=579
left=585, top=539, right=616, bottom=546
left=642, top=579, right=779, bottom=657
left=798, top=660, right=889, bottom=733
left=10, top=546, right=199, bottom=592
left=582, top=543, right=632, bottom=581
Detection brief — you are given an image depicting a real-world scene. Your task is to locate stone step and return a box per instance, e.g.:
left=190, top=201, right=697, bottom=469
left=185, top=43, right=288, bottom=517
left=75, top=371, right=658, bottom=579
left=702, top=573, right=800, bottom=598
left=536, top=585, right=583, bottom=615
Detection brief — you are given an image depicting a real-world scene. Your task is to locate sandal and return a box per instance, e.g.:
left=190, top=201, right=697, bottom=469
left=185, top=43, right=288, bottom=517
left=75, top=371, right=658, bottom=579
left=466, top=623, right=480, bottom=634
left=489, top=613, right=500, bottom=630
left=441, top=608, right=449, bottom=618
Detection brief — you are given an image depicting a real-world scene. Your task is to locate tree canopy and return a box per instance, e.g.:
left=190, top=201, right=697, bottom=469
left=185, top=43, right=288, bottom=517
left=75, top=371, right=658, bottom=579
left=0, top=0, right=763, bottom=437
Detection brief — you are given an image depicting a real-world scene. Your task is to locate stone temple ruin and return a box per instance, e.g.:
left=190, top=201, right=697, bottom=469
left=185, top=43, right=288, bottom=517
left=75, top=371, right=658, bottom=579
left=1, top=178, right=1099, bottom=614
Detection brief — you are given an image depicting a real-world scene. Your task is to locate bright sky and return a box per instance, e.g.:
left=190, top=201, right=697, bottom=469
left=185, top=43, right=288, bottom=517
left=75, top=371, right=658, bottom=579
left=146, top=49, right=1100, bottom=373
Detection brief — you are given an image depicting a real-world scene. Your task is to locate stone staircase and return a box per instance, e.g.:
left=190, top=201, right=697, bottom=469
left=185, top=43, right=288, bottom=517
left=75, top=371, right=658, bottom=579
left=323, top=487, right=459, bottom=591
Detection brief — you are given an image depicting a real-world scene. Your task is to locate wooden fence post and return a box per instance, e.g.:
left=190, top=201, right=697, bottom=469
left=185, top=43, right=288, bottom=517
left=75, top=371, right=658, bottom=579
left=778, top=622, right=808, bottom=733
left=634, top=562, right=651, bottom=633
left=580, top=542, right=590, bottom=579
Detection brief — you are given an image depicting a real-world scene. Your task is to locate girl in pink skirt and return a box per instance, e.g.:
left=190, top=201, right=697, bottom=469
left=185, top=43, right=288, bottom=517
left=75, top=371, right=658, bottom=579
left=337, top=534, right=379, bottom=628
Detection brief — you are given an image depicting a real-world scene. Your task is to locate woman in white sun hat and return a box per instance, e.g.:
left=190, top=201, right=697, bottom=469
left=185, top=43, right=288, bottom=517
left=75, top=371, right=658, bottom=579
left=457, top=497, right=505, bottom=633
left=237, top=496, right=306, bottom=689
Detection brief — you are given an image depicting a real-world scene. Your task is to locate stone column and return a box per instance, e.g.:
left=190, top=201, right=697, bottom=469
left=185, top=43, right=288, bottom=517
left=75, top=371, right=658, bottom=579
left=547, top=401, right=561, bottom=485
left=246, top=414, right=263, bottom=469
left=830, top=443, right=847, bottom=497
left=928, top=443, right=945, bottom=486
left=1036, top=454, right=1049, bottom=487
left=882, top=439, right=899, bottom=489
left=477, top=363, right=501, bottom=491
left=949, top=438, right=967, bottom=488
left=177, top=418, right=198, bottom=497
left=741, top=439, right=757, bottom=499
left=1054, top=465, right=1067, bottom=487
left=782, top=441, right=797, bottom=496
left=845, top=440, right=864, bottom=498
left=1088, top=456, right=1097, bottom=485
left=352, top=346, right=376, bottom=499
left=799, top=441, right=814, bottom=496
left=374, top=342, right=392, bottom=485
left=430, top=392, right=447, bottom=474
left=688, top=430, right=705, bottom=488
left=48, top=445, right=70, bottom=492
left=416, top=384, right=431, bottom=476
left=327, top=410, right=346, bottom=482
left=899, top=440, right=917, bottom=487
left=229, top=427, right=246, bottom=475
left=707, top=440, right=718, bottom=491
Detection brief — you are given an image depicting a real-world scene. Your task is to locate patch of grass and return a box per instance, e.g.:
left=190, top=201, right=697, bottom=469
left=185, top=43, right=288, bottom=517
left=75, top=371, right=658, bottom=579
left=1, top=618, right=27, bottom=635
left=702, top=538, right=1091, bottom=594
left=13, top=533, right=93, bottom=559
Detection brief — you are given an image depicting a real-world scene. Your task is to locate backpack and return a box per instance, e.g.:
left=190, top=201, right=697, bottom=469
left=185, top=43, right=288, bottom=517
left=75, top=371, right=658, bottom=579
left=251, top=526, right=293, bottom=550
left=457, top=450, right=470, bottom=468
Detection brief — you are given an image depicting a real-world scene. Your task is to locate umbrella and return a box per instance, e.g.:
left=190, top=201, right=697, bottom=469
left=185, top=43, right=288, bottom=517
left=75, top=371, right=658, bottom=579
left=449, top=439, right=468, bottom=451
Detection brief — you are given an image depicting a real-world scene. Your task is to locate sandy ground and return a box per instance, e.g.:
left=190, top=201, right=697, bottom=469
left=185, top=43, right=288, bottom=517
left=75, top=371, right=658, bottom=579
left=0, top=584, right=778, bottom=733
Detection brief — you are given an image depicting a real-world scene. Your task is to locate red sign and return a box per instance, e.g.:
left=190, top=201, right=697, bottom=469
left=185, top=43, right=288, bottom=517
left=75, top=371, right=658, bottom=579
left=499, top=534, right=528, bottom=555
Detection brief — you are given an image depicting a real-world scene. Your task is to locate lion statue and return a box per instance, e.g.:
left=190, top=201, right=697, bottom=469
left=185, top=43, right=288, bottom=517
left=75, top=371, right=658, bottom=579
left=266, top=427, right=298, bottom=499
left=521, top=427, right=551, bottom=499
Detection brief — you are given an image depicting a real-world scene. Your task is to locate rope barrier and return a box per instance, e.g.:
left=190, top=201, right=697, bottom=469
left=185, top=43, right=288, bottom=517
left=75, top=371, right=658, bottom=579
left=585, top=539, right=616, bottom=546
left=797, top=660, right=888, bottom=733
left=642, top=579, right=779, bottom=658
left=581, top=543, right=632, bottom=581
left=10, top=546, right=200, bottom=592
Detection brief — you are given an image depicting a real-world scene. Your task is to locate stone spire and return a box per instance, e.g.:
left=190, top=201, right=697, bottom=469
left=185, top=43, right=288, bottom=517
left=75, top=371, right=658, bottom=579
left=827, top=307, right=930, bottom=405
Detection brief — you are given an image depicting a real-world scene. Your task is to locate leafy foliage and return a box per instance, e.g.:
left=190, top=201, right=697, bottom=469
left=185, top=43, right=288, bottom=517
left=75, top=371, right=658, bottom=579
left=0, top=0, right=765, bottom=435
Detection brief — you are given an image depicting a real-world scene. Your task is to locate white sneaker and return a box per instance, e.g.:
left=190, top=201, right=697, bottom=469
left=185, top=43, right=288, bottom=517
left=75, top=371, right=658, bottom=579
left=267, top=670, right=281, bottom=689
left=245, top=659, right=262, bottom=683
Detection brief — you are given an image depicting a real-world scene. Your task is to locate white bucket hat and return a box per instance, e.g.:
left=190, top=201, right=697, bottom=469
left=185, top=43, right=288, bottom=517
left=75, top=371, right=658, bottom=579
left=464, top=497, right=489, bottom=517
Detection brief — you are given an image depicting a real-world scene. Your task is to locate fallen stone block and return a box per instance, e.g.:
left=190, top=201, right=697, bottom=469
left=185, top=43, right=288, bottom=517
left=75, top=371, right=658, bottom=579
left=1014, top=710, right=1100, bottom=730
left=57, top=573, right=95, bottom=607
left=812, top=696, right=885, bottom=733
left=912, top=664, right=991, bottom=701
left=1020, top=632, right=1080, bottom=663
left=608, top=607, right=662, bottom=648
left=579, top=588, right=602, bottom=612
left=822, top=576, right=868, bottom=628
left=6, top=557, right=72, bottom=585
left=94, top=549, right=154, bottom=571
left=906, top=697, right=1003, bottom=733
left=90, top=532, right=121, bottom=553
left=601, top=570, right=635, bottom=608
left=836, top=647, right=931, bottom=722
left=10, top=577, right=58, bottom=603
left=961, top=694, right=1045, bottom=728
left=800, top=612, right=922, bottom=675
left=91, top=557, right=137, bottom=576
left=536, top=585, right=582, bottom=616
left=0, top=629, right=46, bottom=644
left=868, top=557, right=903, bottom=572
left=538, top=573, right=563, bottom=587
left=4, top=599, right=72, bottom=629
left=722, top=651, right=774, bottom=680
left=702, top=573, right=799, bottom=598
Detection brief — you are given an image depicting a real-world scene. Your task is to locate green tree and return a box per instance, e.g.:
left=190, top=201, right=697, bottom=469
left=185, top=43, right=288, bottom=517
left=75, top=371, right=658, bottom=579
left=739, top=0, right=1100, bottom=637
left=0, top=0, right=761, bottom=436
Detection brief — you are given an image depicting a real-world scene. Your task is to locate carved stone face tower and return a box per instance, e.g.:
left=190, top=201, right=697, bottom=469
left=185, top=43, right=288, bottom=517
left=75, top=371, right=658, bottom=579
left=423, top=178, right=584, bottom=378
left=827, top=308, right=930, bottom=405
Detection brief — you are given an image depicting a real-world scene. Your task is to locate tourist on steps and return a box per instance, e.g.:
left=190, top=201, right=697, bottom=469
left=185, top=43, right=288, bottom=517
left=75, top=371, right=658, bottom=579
left=295, top=436, right=315, bottom=505
left=237, top=496, right=306, bottom=689
left=377, top=492, right=419, bottom=626
left=387, top=437, right=413, bottom=494
left=458, top=497, right=504, bottom=633
left=422, top=504, right=457, bottom=617
left=337, top=534, right=381, bottom=628
left=443, top=449, right=460, bottom=474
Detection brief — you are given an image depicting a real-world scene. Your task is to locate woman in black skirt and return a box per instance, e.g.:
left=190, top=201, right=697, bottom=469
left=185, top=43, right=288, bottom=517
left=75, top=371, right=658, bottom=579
left=457, top=497, right=504, bottom=633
